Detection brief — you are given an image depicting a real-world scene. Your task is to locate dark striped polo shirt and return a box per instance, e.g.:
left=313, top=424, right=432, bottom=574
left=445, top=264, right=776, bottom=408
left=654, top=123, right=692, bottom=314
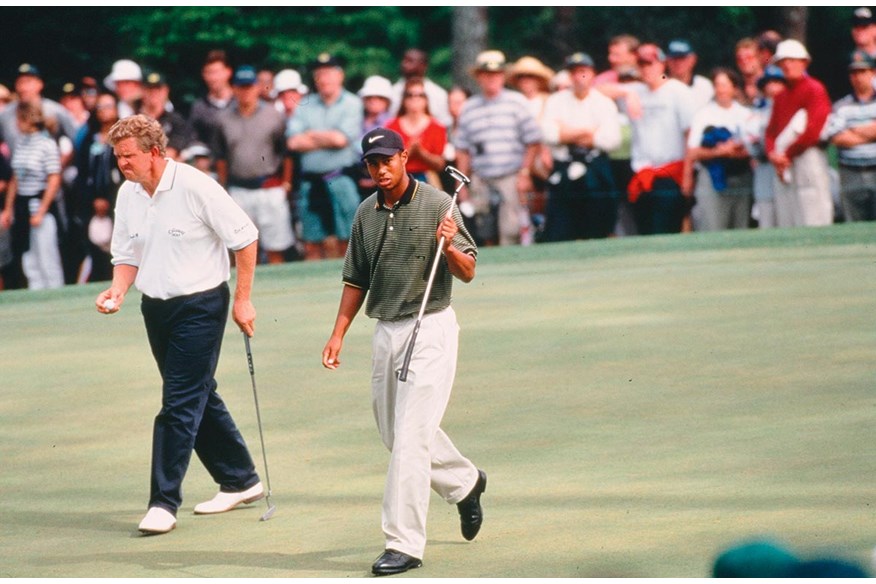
left=343, top=178, right=477, bottom=321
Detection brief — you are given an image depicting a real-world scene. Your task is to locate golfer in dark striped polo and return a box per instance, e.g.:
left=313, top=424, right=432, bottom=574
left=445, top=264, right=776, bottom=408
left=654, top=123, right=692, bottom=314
left=322, top=128, right=487, bottom=576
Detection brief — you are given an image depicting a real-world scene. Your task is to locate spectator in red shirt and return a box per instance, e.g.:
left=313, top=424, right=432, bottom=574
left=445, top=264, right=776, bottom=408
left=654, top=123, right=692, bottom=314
left=765, top=39, right=834, bottom=227
left=386, top=77, right=447, bottom=186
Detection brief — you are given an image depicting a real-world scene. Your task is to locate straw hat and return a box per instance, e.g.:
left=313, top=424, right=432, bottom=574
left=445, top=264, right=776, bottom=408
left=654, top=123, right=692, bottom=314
left=507, top=56, right=555, bottom=90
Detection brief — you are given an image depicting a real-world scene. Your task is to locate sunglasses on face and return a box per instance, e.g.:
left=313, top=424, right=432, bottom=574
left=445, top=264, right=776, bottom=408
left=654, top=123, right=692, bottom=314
left=404, top=92, right=427, bottom=98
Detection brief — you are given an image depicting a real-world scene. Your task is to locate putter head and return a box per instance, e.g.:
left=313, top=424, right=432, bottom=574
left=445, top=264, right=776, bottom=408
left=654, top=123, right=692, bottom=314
left=259, top=503, right=276, bottom=522
left=444, top=165, right=471, bottom=185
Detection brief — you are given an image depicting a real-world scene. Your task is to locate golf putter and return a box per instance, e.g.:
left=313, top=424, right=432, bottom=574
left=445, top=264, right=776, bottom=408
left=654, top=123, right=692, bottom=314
left=244, top=333, right=276, bottom=521
left=397, top=165, right=471, bottom=382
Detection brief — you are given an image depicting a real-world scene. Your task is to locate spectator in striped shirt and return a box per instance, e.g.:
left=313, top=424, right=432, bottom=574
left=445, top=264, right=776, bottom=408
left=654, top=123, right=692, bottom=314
left=828, top=50, right=876, bottom=221
left=454, top=50, right=543, bottom=246
left=0, top=102, right=64, bottom=290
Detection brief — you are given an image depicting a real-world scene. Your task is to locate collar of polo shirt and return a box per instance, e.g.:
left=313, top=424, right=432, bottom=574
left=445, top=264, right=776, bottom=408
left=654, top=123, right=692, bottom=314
left=375, top=174, right=418, bottom=210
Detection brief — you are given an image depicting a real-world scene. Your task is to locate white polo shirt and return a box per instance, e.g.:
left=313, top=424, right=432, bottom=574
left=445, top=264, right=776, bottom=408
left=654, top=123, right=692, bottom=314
left=111, top=159, right=258, bottom=300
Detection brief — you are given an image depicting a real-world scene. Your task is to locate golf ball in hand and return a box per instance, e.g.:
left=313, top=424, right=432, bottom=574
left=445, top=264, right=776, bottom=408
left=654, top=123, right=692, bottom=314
left=103, top=299, right=116, bottom=311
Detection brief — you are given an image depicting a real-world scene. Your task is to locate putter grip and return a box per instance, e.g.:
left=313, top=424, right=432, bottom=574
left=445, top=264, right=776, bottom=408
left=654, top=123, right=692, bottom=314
left=398, top=321, right=421, bottom=382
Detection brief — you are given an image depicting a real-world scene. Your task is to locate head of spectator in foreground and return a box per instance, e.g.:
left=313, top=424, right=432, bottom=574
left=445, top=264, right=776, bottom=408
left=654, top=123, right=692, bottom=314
left=14, top=63, right=44, bottom=104
left=636, top=43, right=667, bottom=88
left=735, top=37, right=763, bottom=79
left=105, top=59, right=143, bottom=105
left=847, top=49, right=876, bottom=97
left=400, top=48, right=430, bottom=80
left=358, top=75, right=394, bottom=118
left=607, top=34, right=641, bottom=72
left=771, top=39, right=811, bottom=83
left=201, top=49, right=233, bottom=97
left=665, top=39, right=698, bottom=84
left=756, top=64, right=786, bottom=99
left=507, top=56, right=554, bottom=99
left=231, top=65, right=260, bottom=110
left=15, top=100, right=45, bottom=134
left=851, top=7, right=876, bottom=51
left=274, top=68, right=308, bottom=116
left=470, top=50, right=507, bottom=99
left=309, top=53, right=346, bottom=102
left=709, top=66, right=742, bottom=107
left=564, top=52, right=596, bottom=96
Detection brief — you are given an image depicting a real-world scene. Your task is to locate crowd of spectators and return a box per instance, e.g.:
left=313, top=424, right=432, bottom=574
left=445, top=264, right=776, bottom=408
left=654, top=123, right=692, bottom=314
left=2, top=8, right=876, bottom=291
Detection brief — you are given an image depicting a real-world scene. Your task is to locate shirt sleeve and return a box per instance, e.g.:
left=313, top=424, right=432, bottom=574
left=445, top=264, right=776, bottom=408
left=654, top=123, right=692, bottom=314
left=196, top=172, right=258, bottom=250
left=110, top=186, right=138, bottom=267
left=592, top=95, right=622, bottom=153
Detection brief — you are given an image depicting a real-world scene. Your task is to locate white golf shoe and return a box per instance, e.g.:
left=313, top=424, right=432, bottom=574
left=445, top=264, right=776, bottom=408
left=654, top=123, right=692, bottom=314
left=193, top=482, right=264, bottom=514
left=138, top=507, right=177, bottom=534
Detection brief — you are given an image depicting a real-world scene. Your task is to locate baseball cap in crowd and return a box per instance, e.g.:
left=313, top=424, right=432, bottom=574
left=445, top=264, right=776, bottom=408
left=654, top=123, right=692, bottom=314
left=181, top=142, right=212, bottom=163
left=360, top=127, right=405, bottom=160
left=469, top=50, right=507, bottom=75
left=61, top=82, right=77, bottom=97
left=852, top=6, right=875, bottom=26
left=771, top=39, right=811, bottom=63
left=104, top=59, right=142, bottom=92
left=848, top=49, right=876, bottom=70
left=667, top=39, right=694, bottom=58
left=563, top=52, right=595, bottom=70
left=143, top=71, right=168, bottom=88
left=756, top=64, right=786, bottom=89
left=273, top=69, right=308, bottom=95
left=16, top=63, right=42, bottom=79
left=232, top=65, right=258, bottom=86
left=358, top=75, right=393, bottom=101
left=309, top=53, right=344, bottom=71
left=636, top=44, right=666, bottom=65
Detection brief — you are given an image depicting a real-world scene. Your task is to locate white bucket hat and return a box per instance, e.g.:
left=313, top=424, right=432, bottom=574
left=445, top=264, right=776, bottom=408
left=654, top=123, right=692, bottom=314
left=358, top=75, right=393, bottom=100
left=273, top=69, right=308, bottom=96
left=104, top=59, right=142, bottom=92
left=771, top=39, right=811, bottom=64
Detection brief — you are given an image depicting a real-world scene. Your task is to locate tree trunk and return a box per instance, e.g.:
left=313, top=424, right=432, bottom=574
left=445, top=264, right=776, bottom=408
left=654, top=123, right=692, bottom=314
left=452, top=6, right=488, bottom=92
left=550, top=6, right=578, bottom=65
left=780, top=6, right=808, bottom=44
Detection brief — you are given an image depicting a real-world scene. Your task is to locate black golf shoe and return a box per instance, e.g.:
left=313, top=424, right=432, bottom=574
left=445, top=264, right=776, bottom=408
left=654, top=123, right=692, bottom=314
left=457, top=469, right=487, bottom=541
left=371, top=549, right=422, bottom=576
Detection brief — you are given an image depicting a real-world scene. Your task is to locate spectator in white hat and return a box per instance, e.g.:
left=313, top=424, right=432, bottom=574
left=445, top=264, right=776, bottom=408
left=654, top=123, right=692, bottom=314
left=764, top=39, right=833, bottom=227
left=104, top=59, right=143, bottom=119
left=273, top=68, right=308, bottom=124
left=358, top=75, right=394, bottom=135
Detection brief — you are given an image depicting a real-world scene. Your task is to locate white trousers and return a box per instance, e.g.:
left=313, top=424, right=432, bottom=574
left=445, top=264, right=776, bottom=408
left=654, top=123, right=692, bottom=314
left=371, top=307, right=478, bottom=559
left=773, top=147, right=833, bottom=228
left=22, top=212, right=64, bottom=290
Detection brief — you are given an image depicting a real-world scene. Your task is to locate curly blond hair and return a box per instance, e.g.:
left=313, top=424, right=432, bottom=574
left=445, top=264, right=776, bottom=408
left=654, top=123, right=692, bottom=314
left=107, top=114, right=167, bottom=156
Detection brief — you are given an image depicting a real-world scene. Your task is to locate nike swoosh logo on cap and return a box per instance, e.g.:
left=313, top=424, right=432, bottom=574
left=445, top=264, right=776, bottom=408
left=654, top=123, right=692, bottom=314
left=368, top=135, right=384, bottom=144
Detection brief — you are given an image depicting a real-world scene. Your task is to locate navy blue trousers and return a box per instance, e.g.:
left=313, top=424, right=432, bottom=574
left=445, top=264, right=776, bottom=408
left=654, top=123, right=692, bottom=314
left=141, top=282, right=258, bottom=514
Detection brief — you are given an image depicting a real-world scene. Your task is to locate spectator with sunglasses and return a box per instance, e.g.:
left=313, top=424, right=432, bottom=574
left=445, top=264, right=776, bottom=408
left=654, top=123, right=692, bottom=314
left=386, top=77, right=447, bottom=186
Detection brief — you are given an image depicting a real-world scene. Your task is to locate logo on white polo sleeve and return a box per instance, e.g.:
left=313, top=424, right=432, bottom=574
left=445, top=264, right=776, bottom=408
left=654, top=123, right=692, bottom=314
left=168, top=228, right=185, bottom=237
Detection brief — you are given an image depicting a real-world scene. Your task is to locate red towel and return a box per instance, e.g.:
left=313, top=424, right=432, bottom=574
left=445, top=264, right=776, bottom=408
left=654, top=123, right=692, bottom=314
left=627, top=160, right=685, bottom=203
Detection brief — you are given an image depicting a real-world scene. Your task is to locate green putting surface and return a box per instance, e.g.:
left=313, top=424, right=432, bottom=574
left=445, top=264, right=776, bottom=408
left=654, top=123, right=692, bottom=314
left=1, top=223, right=874, bottom=577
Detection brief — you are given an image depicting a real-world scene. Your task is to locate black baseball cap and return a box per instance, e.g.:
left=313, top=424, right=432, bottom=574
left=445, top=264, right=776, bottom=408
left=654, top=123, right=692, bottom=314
left=17, top=63, right=41, bottom=79
left=852, top=7, right=875, bottom=26
left=361, top=128, right=405, bottom=160
left=309, top=53, right=344, bottom=71
left=143, top=71, right=168, bottom=87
